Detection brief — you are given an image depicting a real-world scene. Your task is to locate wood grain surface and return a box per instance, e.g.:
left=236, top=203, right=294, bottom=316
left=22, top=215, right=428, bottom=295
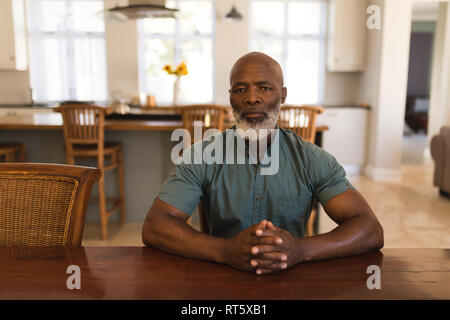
left=0, top=247, right=448, bottom=300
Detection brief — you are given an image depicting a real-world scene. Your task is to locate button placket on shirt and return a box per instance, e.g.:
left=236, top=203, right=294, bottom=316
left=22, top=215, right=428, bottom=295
left=252, top=146, right=273, bottom=224
left=253, top=164, right=264, bottom=225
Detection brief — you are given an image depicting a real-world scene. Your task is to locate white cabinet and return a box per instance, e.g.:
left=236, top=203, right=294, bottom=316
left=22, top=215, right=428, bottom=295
left=327, top=0, right=366, bottom=72
left=0, top=0, right=28, bottom=70
left=320, top=107, right=369, bottom=173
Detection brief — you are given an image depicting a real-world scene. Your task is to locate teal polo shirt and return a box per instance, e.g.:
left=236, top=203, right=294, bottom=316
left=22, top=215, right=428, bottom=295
left=158, top=127, right=354, bottom=238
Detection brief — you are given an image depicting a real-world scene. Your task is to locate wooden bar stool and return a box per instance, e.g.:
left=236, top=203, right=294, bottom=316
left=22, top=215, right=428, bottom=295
left=54, top=104, right=126, bottom=240
left=278, top=105, right=324, bottom=237
left=177, top=104, right=229, bottom=141
left=0, top=143, right=26, bottom=162
left=176, top=104, right=230, bottom=232
left=278, top=105, right=324, bottom=143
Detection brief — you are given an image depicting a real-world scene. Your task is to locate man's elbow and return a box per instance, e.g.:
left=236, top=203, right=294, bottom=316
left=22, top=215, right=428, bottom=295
left=141, top=217, right=155, bottom=247
left=369, top=219, right=384, bottom=251
left=141, top=224, right=150, bottom=247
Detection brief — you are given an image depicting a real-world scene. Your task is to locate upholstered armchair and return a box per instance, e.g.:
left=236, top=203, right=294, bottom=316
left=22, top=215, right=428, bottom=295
left=430, top=126, right=450, bottom=196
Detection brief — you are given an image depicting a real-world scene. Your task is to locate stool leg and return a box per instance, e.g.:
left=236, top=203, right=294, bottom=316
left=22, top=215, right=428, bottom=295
left=19, top=144, right=26, bottom=162
left=118, top=147, right=126, bottom=224
left=307, top=208, right=317, bottom=237
left=98, top=175, right=108, bottom=240
left=6, top=151, right=13, bottom=162
left=66, top=145, right=75, bottom=165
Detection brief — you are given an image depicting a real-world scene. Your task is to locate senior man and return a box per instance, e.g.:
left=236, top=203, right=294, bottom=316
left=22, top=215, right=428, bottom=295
left=142, top=52, right=383, bottom=275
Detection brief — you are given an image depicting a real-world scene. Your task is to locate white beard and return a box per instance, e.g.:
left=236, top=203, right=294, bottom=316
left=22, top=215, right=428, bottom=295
left=233, top=103, right=280, bottom=143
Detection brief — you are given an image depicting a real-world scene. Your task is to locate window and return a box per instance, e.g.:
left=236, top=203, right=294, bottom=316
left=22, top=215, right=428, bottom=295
left=250, top=0, right=326, bottom=104
left=27, top=0, right=107, bottom=103
left=139, top=0, right=214, bottom=106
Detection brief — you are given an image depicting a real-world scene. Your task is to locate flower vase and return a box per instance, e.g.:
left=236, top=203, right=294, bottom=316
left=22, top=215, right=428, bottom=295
left=173, top=76, right=180, bottom=106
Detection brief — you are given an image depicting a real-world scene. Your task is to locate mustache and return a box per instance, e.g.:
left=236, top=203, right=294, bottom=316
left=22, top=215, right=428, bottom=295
left=240, top=108, right=268, bottom=117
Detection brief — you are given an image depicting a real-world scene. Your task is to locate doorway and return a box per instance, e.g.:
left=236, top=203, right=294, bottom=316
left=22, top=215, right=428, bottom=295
left=402, top=2, right=438, bottom=165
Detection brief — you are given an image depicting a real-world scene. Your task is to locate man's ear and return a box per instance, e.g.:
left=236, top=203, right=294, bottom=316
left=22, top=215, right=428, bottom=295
left=281, top=87, right=287, bottom=104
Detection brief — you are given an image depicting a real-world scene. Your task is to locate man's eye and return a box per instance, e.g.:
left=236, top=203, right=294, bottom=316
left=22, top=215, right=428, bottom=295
left=233, top=88, right=245, bottom=93
left=261, top=87, right=272, bottom=91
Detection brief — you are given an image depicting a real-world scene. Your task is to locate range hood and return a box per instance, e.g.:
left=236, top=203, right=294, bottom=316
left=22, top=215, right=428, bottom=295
left=108, top=0, right=178, bottom=19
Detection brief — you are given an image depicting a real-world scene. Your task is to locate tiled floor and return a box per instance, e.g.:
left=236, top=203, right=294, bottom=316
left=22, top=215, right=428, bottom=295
left=83, top=136, right=450, bottom=248
left=82, top=221, right=145, bottom=247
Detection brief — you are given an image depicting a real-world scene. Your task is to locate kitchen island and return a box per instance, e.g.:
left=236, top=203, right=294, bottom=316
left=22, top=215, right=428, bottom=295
left=0, top=108, right=329, bottom=225
left=0, top=109, right=182, bottom=223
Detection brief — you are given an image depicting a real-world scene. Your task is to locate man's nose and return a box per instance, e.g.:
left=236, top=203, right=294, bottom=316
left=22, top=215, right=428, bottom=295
left=245, top=87, right=261, bottom=105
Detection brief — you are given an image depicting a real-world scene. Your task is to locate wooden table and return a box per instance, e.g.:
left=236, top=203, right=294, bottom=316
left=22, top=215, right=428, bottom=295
left=0, top=247, right=448, bottom=300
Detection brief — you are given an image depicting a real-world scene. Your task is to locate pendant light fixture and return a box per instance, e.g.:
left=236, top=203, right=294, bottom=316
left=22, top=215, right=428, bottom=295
left=224, top=4, right=243, bottom=21
left=106, top=0, right=178, bottom=20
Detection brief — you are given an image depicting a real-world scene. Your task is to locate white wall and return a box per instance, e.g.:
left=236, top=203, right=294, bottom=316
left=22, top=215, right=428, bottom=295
left=360, top=0, right=413, bottom=182
left=0, top=70, right=31, bottom=104
left=358, top=0, right=383, bottom=177
left=104, top=0, right=139, bottom=101
left=214, top=0, right=250, bottom=105
left=323, top=71, right=361, bottom=105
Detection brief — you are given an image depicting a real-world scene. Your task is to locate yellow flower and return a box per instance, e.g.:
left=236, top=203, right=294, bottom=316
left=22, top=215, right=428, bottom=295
left=163, top=64, right=173, bottom=74
left=175, top=62, right=188, bottom=76
left=163, top=62, right=188, bottom=77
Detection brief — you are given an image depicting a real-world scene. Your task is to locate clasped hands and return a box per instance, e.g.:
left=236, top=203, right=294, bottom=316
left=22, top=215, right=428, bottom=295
left=223, top=220, right=302, bottom=275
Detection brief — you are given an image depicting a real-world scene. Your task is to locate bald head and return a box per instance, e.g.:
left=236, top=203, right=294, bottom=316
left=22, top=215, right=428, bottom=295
left=228, top=51, right=287, bottom=132
left=230, top=52, right=284, bottom=87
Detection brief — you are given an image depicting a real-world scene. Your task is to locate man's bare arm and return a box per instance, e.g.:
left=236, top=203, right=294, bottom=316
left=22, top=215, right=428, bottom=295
left=142, top=197, right=277, bottom=272
left=142, top=197, right=226, bottom=263
left=296, top=188, right=384, bottom=262
left=250, top=189, right=384, bottom=274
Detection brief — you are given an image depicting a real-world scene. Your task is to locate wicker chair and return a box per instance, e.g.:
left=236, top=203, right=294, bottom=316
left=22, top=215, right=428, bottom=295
left=0, top=142, right=26, bottom=162
left=278, top=105, right=325, bottom=237
left=54, top=104, right=126, bottom=240
left=0, top=163, right=101, bottom=246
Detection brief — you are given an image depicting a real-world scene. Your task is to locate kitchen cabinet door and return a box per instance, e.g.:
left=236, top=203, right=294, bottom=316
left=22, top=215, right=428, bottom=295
left=0, top=0, right=16, bottom=69
left=320, top=108, right=369, bottom=168
left=327, top=0, right=366, bottom=72
left=0, top=0, right=27, bottom=70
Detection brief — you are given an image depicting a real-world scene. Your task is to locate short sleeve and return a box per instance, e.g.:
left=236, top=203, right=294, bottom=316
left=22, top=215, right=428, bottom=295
left=309, top=147, right=355, bottom=205
left=158, top=163, right=205, bottom=216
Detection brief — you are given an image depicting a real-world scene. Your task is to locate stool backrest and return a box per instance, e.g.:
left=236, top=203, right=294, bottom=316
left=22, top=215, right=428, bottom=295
left=278, top=105, right=324, bottom=143
left=54, top=104, right=108, bottom=145
left=0, top=143, right=26, bottom=162
left=176, top=105, right=229, bottom=232
left=177, top=105, right=229, bottom=142
left=0, top=163, right=101, bottom=246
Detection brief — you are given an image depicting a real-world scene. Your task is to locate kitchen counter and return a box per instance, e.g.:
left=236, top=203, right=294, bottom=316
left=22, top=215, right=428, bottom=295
left=0, top=103, right=55, bottom=108
left=0, top=125, right=177, bottom=224
left=0, top=114, right=183, bottom=131
left=0, top=103, right=371, bottom=110
left=324, top=104, right=371, bottom=109
left=0, top=110, right=328, bottom=226
left=0, top=109, right=329, bottom=132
